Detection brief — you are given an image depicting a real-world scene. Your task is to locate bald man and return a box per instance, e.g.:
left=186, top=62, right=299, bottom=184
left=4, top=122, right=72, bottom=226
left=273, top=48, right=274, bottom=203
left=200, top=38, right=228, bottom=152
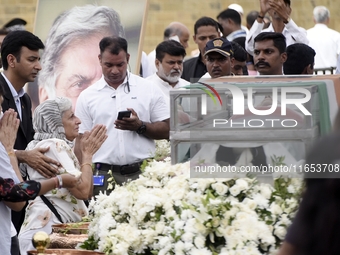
left=146, top=21, right=190, bottom=77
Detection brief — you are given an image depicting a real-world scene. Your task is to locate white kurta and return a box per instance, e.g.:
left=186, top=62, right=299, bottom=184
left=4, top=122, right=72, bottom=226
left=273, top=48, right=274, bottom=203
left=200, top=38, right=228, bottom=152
left=307, top=24, right=340, bottom=69
left=246, top=20, right=309, bottom=56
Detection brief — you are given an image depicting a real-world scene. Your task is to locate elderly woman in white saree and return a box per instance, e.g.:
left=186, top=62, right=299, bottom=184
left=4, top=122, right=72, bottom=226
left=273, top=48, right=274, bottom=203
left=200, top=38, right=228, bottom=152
left=18, top=97, right=107, bottom=254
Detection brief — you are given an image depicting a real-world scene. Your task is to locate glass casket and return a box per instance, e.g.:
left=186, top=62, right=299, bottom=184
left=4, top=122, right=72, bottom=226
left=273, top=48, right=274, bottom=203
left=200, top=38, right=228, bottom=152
left=169, top=75, right=339, bottom=179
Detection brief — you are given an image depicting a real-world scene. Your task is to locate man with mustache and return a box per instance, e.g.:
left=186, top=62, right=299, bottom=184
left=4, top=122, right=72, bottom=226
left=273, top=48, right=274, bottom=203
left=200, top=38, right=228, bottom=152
left=201, top=37, right=234, bottom=79
left=146, top=40, right=188, bottom=98
left=253, top=32, right=287, bottom=75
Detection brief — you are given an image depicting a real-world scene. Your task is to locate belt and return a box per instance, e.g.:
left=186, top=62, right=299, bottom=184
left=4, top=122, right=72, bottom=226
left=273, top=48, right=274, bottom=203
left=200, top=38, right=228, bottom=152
left=94, top=161, right=143, bottom=175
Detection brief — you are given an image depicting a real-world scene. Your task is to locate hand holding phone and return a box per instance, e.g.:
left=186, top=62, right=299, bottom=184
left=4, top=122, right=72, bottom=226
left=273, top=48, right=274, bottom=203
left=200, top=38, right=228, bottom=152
left=117, top=110, right=132, bottom=120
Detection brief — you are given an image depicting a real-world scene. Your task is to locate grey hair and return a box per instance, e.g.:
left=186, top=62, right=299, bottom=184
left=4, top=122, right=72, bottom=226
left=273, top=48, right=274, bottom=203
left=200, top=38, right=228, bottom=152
left=38, top=4, right=125, bottom=99
left=313, top=6, right=330, bottom=23
left=55, top=97, right=73, bottom=115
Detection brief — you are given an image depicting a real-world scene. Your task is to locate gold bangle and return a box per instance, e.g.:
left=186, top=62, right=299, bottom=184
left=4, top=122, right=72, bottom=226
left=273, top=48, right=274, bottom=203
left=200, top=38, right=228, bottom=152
left=80, top=163, right=92, bottom=169
left=7, top=151, right=15, bottom=157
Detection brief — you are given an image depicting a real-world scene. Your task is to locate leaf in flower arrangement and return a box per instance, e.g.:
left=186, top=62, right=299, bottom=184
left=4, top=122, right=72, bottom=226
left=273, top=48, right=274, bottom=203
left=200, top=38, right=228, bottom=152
left=271, top=155, right=287, bottom=166
left=79, top=235, right=98, bottom=251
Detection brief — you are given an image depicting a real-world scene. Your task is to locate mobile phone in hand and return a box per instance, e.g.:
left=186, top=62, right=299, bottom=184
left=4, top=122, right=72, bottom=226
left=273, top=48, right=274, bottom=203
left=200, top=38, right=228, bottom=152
left=117, top=110, right=131, bottom=120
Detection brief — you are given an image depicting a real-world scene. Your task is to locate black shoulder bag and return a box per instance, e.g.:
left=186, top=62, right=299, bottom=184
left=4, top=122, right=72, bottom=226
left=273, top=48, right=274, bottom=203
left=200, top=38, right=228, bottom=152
left=40, top=195, right=64, bottom=223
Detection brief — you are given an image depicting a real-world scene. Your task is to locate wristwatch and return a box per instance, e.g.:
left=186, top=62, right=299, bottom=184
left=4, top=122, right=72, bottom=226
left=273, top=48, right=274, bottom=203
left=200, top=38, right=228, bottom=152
left=136, top=121, right=147, bottom=134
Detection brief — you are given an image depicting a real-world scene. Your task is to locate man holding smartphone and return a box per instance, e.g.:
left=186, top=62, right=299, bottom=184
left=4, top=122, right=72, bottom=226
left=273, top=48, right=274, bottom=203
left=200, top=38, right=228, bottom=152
left=75, top=36, right=170, bottom=195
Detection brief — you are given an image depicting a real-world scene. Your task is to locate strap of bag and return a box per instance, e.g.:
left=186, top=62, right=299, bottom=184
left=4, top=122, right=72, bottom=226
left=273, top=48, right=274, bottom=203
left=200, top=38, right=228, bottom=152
left=40, top=195, right=63, bottom=223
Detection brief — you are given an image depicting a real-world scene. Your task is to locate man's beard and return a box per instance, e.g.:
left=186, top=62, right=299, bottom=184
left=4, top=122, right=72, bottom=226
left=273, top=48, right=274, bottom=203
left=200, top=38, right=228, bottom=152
left=158, top=64, right=181, bottom=84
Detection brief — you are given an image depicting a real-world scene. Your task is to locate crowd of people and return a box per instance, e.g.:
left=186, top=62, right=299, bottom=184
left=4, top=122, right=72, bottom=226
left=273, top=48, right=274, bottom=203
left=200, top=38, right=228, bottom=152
left=0, top=0, right=340, bottom=254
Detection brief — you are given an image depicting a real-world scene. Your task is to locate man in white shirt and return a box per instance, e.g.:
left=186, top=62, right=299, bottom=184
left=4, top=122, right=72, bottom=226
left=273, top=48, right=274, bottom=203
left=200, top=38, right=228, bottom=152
left=307, top=6, right=340, bottom=70
left=217, top=8, right=247, bottom=42
left=146, top=40, right=188, bottom=98
left=228, top=3, right=249, bottom=34
left=75, top=37, right=169, bottom=195
left=246, top=0, right=308, bottom=56
left=146, top=22, right=190, bottom=77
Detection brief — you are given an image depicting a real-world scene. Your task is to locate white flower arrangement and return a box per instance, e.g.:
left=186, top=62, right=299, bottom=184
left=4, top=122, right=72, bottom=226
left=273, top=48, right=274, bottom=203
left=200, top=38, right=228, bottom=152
left=80, top=157, right=303, bottom=255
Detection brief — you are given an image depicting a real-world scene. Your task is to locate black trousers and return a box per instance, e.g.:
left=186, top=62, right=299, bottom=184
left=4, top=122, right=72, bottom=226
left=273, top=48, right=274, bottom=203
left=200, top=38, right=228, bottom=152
left=93, top=169, right=141, bottom=197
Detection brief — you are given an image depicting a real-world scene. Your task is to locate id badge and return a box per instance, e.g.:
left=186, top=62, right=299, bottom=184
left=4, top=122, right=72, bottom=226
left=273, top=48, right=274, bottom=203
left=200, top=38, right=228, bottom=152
left=93, top=175, right=105, bottom=186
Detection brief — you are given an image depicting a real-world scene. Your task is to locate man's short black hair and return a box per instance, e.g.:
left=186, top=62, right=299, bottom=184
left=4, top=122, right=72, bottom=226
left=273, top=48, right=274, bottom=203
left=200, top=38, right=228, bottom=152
left=99, top=36, right=128, bottom=55
left=155, top=40, right=186, bottom=62
left=194, top=16, right=220, bottom=35
left=230, top=41, right=247, bottom=62
left=254, top=32, right=287, bottom=54
left=217, top=9, right=241, bottom=26
left=283, top=43, right=316, bottom=74
left=1, top=30, right=44, bottom=70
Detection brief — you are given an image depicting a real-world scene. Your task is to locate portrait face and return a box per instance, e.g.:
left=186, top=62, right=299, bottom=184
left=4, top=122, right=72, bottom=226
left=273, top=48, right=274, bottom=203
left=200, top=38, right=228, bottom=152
left=12, top=46, right=42, bottom=84
left=254, top=39, right=287, bottom=75
left=205, top=52, right=233, bottom=78
left=193, top=26, right=220, bottom=55
left=155, top=53, right=184, bottom=85
left=99, top=49, right=130, bottom=88
left=62, top=108, right=81, bottom=141
left=39, top=35, right=104, bottom=110
left=232, top=59, right=246, bottom=75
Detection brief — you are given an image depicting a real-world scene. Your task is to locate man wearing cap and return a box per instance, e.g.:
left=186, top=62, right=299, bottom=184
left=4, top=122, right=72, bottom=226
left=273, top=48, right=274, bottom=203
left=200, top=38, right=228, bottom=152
left=200, top=37, right=234, bottom=79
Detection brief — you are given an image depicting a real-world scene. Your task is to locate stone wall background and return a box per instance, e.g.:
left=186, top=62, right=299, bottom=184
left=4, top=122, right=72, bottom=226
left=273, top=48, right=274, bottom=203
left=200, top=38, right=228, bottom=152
left=0, top=0, right=339, bottom=57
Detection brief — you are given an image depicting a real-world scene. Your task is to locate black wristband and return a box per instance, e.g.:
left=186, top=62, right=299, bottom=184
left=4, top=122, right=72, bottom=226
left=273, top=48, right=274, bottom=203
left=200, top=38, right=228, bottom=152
left=258, top=15, right=264, bottom=19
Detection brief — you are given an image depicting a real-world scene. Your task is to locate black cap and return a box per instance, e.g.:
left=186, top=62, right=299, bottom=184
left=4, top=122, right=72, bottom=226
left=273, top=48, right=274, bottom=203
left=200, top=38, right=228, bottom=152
left=204, top=38, right=233, bottom=57
left=3, top=18, right=27, bottom=31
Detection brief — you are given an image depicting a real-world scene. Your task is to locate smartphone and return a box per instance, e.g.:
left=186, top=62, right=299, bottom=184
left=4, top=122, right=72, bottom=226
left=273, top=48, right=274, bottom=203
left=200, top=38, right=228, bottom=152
left=117, top=110, right=131, bottom=120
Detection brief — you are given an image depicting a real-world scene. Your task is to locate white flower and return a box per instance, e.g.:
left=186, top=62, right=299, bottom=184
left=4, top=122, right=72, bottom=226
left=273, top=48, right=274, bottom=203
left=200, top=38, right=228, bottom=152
left=229, top=185, right=241, bottom=196
left=242, top=198, right=257, bottom=210
left=260, top=185, right=273, bottom=199
left=287, top=184, right=296, bottom=193
left=270, top=203, right=283, bottom=215
left=229, top=179, right=249, bottom=196
left=252, top=193, right=269, bottom=208
left=174, top=241, right=185, bottom=255
left=211, top=182, right=229, bottom=196
left=194, top=235, right=206, bottom=249
left=189, top=247, right=213, bottom=255
left=274, top=225, right=287, bottom=239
